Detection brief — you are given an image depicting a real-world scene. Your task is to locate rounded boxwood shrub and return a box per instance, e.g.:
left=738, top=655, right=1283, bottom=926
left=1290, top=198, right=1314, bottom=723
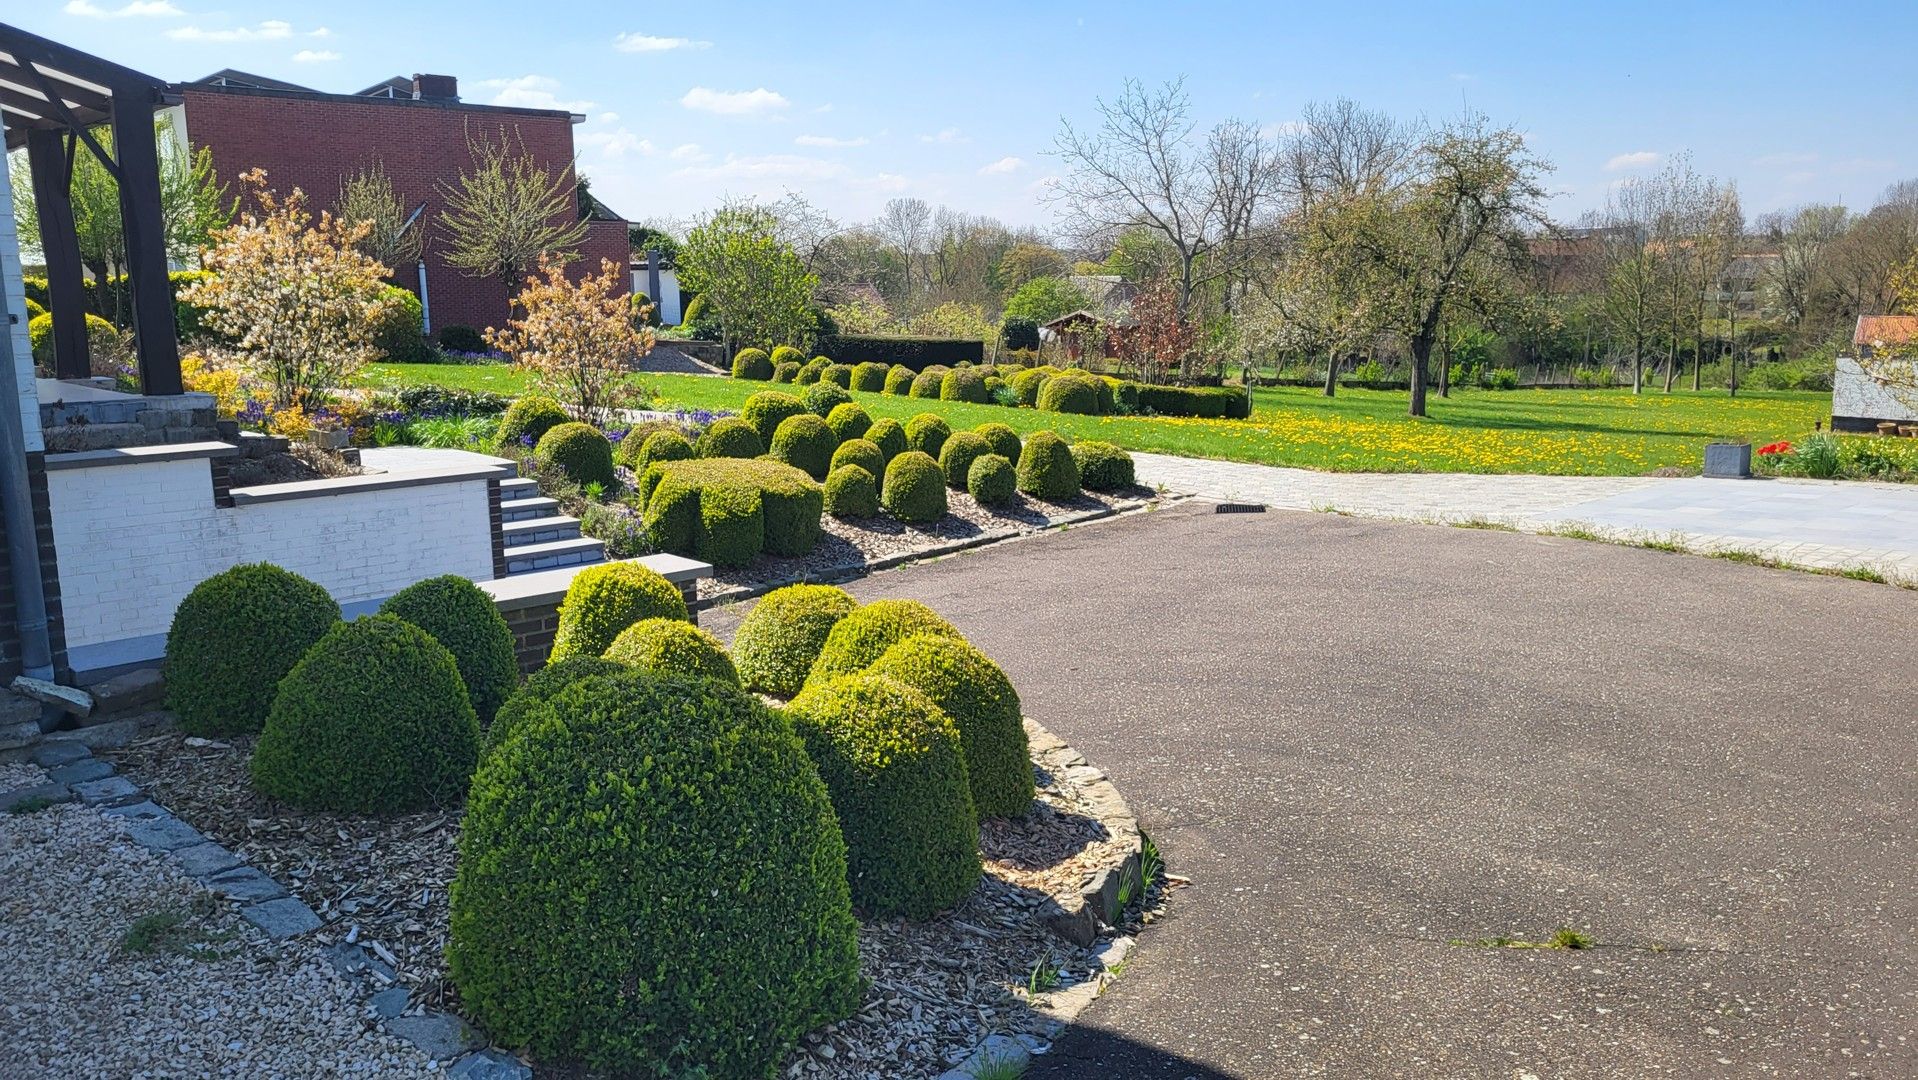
left=883, top=365, right=915, bottom=395
left=866, top=417, right=907, bottom=464
left=252, top=615, right=479, bottom=814
left=904, top=412, right=950, bottom=459
left=378, top=575, right=518, bottom=725
left=27, top=311, right=119, bottom=368
left=742, top=390, right=807, bottom=446
left=967, top=453, right=1017, bottom=506
left=803, top=380, right=853, bottom=418
left=486, top=655, right=624, bottom=752
left=448, top=670, right=861, bottom=1078
left=881, top=450, right=947, bottom=524
left=1071, top=440, right=1136, bottom=491
left=1037, top=373, right=1103, bottom=415
left=496, top=394, right=569, bottom=448
left=1016, top=430, right=1081, bottom=500
left=822, top=363, right=854, bottom=388
left=851, top=361, right=889, bottom=392
left=830, top=437, right=884, bottom=478
left=731, top=348, right=771, bottom=380
left=772, top=360, right=800, bottom=383
left=1007, top=368, right=1049, bottom=407
left=438, top=324, right=487, bottom=353
left=770, top=413, right=837, bottom=480
left=732, top=583, right=857, bottom=697
left=824, top=464, right=879, bottom=519
left=940, top=368, right=990, bottom=404
left=165, top=563, right=342, bottom=736
left=787, top=674, right=980, bottom=919
left=974, top=422, right=1022, bottom=465
left=627, top=429, right=694, bottom=474
left=797, top=357, right=829, bottom=384
left=825, top=401, right=872, bottom=443
left=693, top=481, right=764, bottom=568
left=695, top=416, right=764, bottom=459
left=769, top=344, right=805, bottom=367
left=642, top=458, right=823, bottom=561
left=937, top=431, right=992, bottom=491
left=549, top=562, right=690, bottom=663
left=604, top=617, right=738, bottom=685
left=808, top=598, right=961, bottom=683
left=870, top=635, right=1033, bottom=818
left=535, top=422, right=616, bottom=488
left=909, top=368, right=945, bottom=398
left=24, top=296, right=46, bottom=322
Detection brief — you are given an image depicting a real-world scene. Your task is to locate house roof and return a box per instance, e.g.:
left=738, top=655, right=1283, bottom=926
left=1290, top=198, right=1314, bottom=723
left=187, top=68, right=318, bottom=93
left=1855, top=315, right=1918, bottom=347
left=1068, top=274, right=1139, bottom=317
left=355, top=76, right=414, bottom=98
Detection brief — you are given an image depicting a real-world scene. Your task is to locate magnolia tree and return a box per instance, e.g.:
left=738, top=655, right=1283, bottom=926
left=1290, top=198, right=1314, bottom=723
left=182, top=169, right=395, bottom=409
left=488, top=256, right=651, bottom=423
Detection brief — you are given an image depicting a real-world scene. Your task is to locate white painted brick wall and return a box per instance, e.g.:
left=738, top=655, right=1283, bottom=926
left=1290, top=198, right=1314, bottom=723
left=47, top=458, right=494, bottom=651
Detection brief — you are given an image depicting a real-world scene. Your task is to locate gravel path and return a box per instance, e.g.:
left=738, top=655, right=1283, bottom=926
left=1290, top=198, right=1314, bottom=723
left=0, top=779, right=430, bottom=1078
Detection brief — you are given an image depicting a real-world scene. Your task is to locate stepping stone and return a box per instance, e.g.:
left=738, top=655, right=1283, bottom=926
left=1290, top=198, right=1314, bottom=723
left=0, top=782, right=72, bottom=813
left=123, top=811, right=205, bottom=852
left=204, top=866, right=288, bottom=902
left=387, top=1012, right=484, bottom=1060
left=173, top=841, right=243, bottom=878
left=47, top=758, right=114, bottom=785
left=28, top=740, right=91, bottom=767
left=241, top=897, right=321, bottom=938
left=367, top=987, right=411, bottom=1019
left=71, top=775, right=139, bottom=806
left=447, top=1049, right=531, bottom=1079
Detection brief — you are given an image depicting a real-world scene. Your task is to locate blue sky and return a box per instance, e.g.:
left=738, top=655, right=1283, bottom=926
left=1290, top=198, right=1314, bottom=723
left=20, top=0, right=1918, bottom=234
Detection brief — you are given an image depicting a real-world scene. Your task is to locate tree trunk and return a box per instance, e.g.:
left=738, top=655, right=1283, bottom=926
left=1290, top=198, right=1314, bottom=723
left=1631, top=332, right=1643, bottom=394
left=1408, top=337, right=1434, bottom=417
left=1438, top=336, right=1451, bottom=399
left=1322, top=352, right=1337, bottom=398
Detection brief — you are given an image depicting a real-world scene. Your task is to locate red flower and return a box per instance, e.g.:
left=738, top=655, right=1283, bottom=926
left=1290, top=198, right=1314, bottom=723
left=1756, top=441, right=1792, bottom=456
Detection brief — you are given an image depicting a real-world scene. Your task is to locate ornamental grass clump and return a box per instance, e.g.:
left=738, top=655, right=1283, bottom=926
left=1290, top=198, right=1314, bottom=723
left=770, top=413, right=838, bottom=480
left=165, top=563, right=341, bottom=736
left=603, top=617, right=738, bottom=685
left=808, top=598, right=962, bottom=683
left=870, top=635, right=1033, bottom=818
left=496, top=394, right=569, bottom=448
left=548, top=561, right=689, bottom=663
left=448, top=670, right=862, bottom=1077
left=534, top=421, right=616, bottom=488
left=937, top=431, right=991, bottom=491
left=883, top=365, right=915, bottom=395
left=695, top=416, right=764, bottom=459
left=1070, top=440, right=1136, bottom=491
left=803, top=380, right=854, bottom=418
left=732, top=583, right=858, bottom=698
left=881, top=450, right=947, bottom=524
left=824, top=464, right=879, bottom=519
left=731, top=347, right=772, bottom=380
left=251, top=615, right=479, bottom=814
left=825, top=401, right=872, bottom=443
left=904, top=412, right=951, bottom=458
left=967, top=453, right=1016, bottom=506
left=741, top=390, right=808, bottom=446
left=378, top=575, right=518, bottom=725
left=973, top=422, right=1021, bottom=465
left=865, top=417, right=907, bottom=463
left=787, top=673, right=981, bottom=919
left=830, top=437, right=884, bottom=478
left=1016, top=430, right=1081, bottom=500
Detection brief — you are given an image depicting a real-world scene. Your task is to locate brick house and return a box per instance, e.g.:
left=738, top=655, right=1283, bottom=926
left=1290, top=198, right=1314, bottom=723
left=171, top=70, right=630, bottom=334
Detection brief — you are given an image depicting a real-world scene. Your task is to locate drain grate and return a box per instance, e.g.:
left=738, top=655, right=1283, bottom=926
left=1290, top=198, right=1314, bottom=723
left=1212, top=502, right=1266, bottom=514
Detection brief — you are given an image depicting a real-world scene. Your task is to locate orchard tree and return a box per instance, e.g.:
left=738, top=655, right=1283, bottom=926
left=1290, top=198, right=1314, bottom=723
left=1002, top=275, right=1093, bottom=326
left=488, top=256, right=651, bottom=423
left=679, top=200, right=819, bottom=354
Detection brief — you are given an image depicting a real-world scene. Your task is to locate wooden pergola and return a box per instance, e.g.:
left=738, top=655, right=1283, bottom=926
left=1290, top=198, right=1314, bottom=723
left=1, top=22, right=181, bottom=395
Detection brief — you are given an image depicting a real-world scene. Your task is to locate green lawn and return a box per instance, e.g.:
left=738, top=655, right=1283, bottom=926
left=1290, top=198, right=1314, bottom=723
left=362, top=363, right=1831, bottom=476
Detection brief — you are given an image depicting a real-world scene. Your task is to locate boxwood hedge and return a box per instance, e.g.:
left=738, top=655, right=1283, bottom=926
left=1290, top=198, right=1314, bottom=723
left=870, top=635, right=1033, bottom=818
left=731, top=583, right=857, bottom=697
left=940, top=368, right=990, bottom=403
left=772, top=360, right=800, bottom=383
left=378, top=575, right=519, bottom=725
left=881, top=450, right=947, bottom=523
left=908, top=368, right=946, bottom=398
left=485, top=655, right=624, bottom=752
left=967, top=453, right=1016, bottom=506
left=808, top=598, right=961, bottom=684
left=1037, top=372, right=1104, bottom=415
left=629, top=429, right=695, bottom=474
left=823, top=463, right=879, bottom=519
left=549, top=561, right=690, bottom=663
left=1070, top=440, right=1136, bottom=491
left=1016, top=430, right=1081, bottom=500
left=604, top=617, right=738, bottom=684
left=770, top=344, right=805, bottom=367
left=1137, top=383, right=1253, bottom=419
left=822, top=363, right=854, bottom=388
left=165, top=563, right=341, bottom=736
left=642, top=458, right=824, bottom=564
left=903, top=412, right=950, bottom=458
left=741, top=390, right=808, bottom=446
left=695, top=415, right=765, bottom=459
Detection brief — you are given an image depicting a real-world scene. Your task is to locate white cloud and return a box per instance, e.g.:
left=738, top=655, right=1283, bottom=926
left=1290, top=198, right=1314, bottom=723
left=292, top=49, right=339, bottom=63
left=919, top=127, right=968, bottom=144
left=614, top=32, right=711, bottom=53
left=1604, top=150, right=1660, bottom=171
left=978, top=156, right=1024, bottom=176
left=795, top=134, right=868, bottom=148
left=481, top=75, right=594, bottom=113
left=860, top=173, right=911, bottom=193
left=65, top=0, right=182, bottom=15
left=673, top=153, right=844, bottom=183
left=669, top=143, right=710, bottom=163
left=578, top=128, right=655, bottom=159
left=168, top=20, right=328, bottom=42
left=679, top=86, right=789, bottom=116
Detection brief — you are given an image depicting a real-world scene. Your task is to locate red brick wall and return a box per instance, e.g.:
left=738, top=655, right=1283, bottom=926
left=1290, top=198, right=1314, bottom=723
left=180, top=87, right=629, bottom=334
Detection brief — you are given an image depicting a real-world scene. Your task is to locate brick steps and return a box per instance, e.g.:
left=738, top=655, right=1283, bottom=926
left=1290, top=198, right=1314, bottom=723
left=498, top=476, right=540, bottom=503
left=500, top=495, right=559, bottom=523
left=496, top=471, right=606, bottom=577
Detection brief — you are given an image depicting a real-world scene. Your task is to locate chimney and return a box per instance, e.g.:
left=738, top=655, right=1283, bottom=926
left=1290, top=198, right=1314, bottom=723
left=411, top=74, right=459, bottom=102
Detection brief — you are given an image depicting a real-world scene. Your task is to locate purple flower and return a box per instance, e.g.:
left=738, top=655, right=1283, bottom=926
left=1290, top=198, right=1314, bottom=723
left=518, top=434, right=535, bottom=448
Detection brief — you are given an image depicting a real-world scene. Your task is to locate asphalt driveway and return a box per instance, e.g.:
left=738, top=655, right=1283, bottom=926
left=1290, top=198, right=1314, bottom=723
left=706, top=501, right=1918, bottom=1079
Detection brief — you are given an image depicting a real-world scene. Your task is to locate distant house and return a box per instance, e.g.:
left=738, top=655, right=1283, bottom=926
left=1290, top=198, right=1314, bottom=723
left=169, top=69, right=630, bottom=333
left=1707, top=253, right=1780, bottom=316
left=1068, top=274, right=1139, bottom=318
left=1041, top=310, right=1135, bottom=363
left=1832, top=315, right=1918, bottom=432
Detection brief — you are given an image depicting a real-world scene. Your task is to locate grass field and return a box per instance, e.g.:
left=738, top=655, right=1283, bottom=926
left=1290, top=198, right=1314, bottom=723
left=362, top=363, right=1831, bottom=476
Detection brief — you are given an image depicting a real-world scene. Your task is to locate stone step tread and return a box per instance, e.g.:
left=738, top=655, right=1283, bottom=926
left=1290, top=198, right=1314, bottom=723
left=500, top=496, right=560, bottom=521
left=501, top=515, right=583, bottom=542
left=498, top=477, right=540, bottom=501
left=502, top=536, right=605, bottom=561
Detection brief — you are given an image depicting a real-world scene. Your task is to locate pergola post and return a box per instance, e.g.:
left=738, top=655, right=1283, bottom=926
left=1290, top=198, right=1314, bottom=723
left=23, top=129, right=89, bottom=381
left=107, top=83, right=181, bottom=396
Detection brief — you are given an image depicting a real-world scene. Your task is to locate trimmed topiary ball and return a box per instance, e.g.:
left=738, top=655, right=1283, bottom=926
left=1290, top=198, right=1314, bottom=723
left=694, top=482, right=764, bottom=568
left=797, top=357, right=829, bottom=384
left=865, top=417, right=907, bottom=464
left=851, top=361, right=889, bottom=392
left=549, top=561, right=690, bottom=663
left=909, top=368, right=945, bottom=398
left=967, top=453, right=1017, bottom=506
left=486, top=655, right=624, bottom=752
left=769, top=344, right=806, bottom=367
left=940, top=368, right=990, bottom=403
left=808, top=598, right=961, bottom=683
left=883, top=365, right=915, bottom=395
left=825, top=401, right=872, bottom=443
left=830, top=437, right=884, bottom=478
left=165, top=563, right=342, bottom=736
left=742, top=390, right=808, bottom=446
left=973, top=422, right=1022, bottom=465
left=1071, top=440, right=1135, bottom=490
left=824, top=464, right=879, bottom=519
left=787, top=674, right=981, bottom=919
left=804, top=380, right=854, bottom=418
left=448, top=670, right=862, bottom=1077
left=731, top=347, right=773, bottom=380
left=904, top=412, right=950, bottom=458
left=497, top=395, right=569, bottom=448
left=252, top=615, right=479, bottom=814
left=627, top=429, right=694, bottom=474
left=881, top=450, right=947, bottom=523
left=1016, top=430, right=1080, bottom=500
left=937, top=431, right=991, bottom=491
left=695, top=416, right=765, bottom=459
left=1037, top=372, right=1103, bottom=415
left=732, top=583, right=857, bottom=697
left=870, top=635, right=1033, bottom=818
left=822, top=363, right=854, bottom=388
left=604, top=617, right=738, bottom=684
left=772, top=361, right=800, bottom=383
left=770, top=413, right=838, bottom=481
left=536, top=422, right=616, bottom=488
left=378, top=575, right=518, bottom=725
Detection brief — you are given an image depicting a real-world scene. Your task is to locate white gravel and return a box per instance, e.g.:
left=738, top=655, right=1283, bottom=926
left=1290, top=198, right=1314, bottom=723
left=0, top=760, right=47, bottom=789
left=0, top=800, right=430, bottom=1078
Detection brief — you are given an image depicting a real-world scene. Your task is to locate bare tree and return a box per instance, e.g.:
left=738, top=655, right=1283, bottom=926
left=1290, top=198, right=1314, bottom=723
left=1597, top=180, right=1662, bottom=393
left=437, top=127, right=588, bottom=301
left=1758, top=204, right=1848, bottom=331
left=875, top=197, right=933, bottom=312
